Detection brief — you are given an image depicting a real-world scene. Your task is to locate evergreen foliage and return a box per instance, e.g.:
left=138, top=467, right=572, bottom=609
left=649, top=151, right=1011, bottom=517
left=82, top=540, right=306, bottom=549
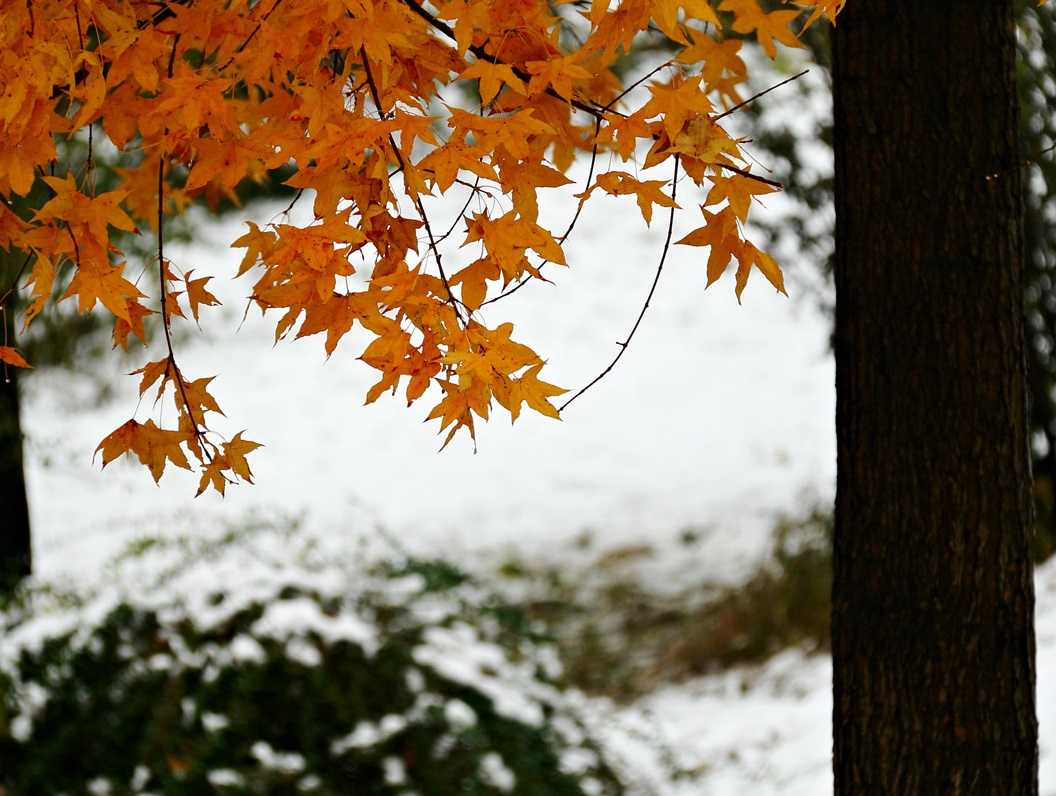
left=0, top=524, right=627, bottom=796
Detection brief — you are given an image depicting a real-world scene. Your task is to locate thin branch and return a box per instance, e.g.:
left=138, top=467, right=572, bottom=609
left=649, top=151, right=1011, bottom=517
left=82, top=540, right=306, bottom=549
left=216, top=0, right=285, bottom=72
left=718, top=162, right=782, bottom=188
left=359, top=46, right=466, bottom=319
left=413, top=191, right=464, bottom=320
left=713, top=69, right=809, bottom=121
left=480, top=116, right=603, bottom=309
left=0, top=251, right=34, bottom=312
left=559, top=117, right=603, bottom=244
left=73, top=2, right=84, bottom=54
left=605, top=60, right=674, bottom=111
left=987, top=140, right=1056, bottom=181
left=436, top=178, right=480, bottom=245
left=167, top=32, right=180, bottom=76
left=558, top=155, right=682, bottom=412
left=85, top=121, right=96, bottom=192
left=157, top=153, right=212, bottom=461
left=157, top=158, right=171, bottom=341
left=1, top=303, right=9, bottom=384
left=280, top=187, right=304, bottom=217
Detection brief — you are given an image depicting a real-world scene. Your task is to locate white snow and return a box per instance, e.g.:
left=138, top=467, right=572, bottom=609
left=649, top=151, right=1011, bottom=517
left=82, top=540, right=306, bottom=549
left=443, top=698, right=477, bottom=729
left=250, top=740, right=307, bottom=774
left=478, top=752, right=517, bottom=793
left=413, top=622, right=549, bottom=727
left=207, top=769, right=246, bottom=788
left=250, top=595, right=379, bottom=656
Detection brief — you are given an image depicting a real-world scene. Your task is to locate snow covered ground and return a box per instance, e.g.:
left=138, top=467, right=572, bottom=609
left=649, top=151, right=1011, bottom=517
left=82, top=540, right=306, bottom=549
left=19, top=157, right=1055, bottom=792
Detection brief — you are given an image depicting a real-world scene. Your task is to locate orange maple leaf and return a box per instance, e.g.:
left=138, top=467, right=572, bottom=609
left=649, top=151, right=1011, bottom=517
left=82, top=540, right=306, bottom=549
left=676, top=206, right=743, bottom=286
left=96, top=419, right=192, bottom=483
left=61, top=260, right=148, bottom=324
left=36, top=176, right=138, bottom=245
left=3, top=0, right=807, bottom=484
left=184, top=270, right=222, bottom=323
left=224, top=432, right=263, bottom=481
left=0, top=346, right=32, bottom=369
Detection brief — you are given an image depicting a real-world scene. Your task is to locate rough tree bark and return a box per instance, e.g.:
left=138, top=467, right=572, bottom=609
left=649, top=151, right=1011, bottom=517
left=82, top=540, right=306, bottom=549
left=1, top=249, right=31, bottom=595
left=831, top=2, right=1038, bottom=792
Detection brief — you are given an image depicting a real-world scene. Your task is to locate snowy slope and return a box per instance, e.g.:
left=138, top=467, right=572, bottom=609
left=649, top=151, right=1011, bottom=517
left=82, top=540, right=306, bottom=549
left=24, top=165, right=836, bottom=590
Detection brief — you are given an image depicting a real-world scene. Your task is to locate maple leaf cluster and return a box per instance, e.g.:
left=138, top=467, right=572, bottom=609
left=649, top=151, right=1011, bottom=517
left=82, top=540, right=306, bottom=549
left=0, top=0, right=840, bottom=492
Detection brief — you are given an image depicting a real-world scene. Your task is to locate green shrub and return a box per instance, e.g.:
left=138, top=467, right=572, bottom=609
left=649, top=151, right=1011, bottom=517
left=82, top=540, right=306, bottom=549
left=0, top=525, right=627, bottom=796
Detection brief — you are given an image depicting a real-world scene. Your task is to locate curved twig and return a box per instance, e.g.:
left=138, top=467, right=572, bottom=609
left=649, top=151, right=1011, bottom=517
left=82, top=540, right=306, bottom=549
left=559, top=155, right=682, bottom=412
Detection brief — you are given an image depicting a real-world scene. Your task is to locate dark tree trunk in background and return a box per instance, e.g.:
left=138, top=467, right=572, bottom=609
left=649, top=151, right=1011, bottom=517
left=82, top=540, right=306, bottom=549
left=1, top=251, right=31, bottom=595
left=831, top=3, right=1038, bottom=793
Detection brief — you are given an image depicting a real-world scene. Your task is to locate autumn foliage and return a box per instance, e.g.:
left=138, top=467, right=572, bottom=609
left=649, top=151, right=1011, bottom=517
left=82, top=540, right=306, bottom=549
left=0, top=0, right=844, bottom=493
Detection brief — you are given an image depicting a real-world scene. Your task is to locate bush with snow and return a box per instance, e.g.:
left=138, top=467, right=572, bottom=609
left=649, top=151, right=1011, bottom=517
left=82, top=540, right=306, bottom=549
left=0, top=522, right=629, bottom=795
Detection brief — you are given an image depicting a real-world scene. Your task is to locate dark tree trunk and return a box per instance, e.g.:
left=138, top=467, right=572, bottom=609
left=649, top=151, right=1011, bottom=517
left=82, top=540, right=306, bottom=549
left=1, top=252, right=31, bottom=595
left=831, top=3, right=1038, bottom=793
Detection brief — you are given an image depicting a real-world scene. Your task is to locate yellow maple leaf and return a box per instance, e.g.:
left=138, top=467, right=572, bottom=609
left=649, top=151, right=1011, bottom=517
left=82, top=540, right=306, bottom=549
left=734, top=241, right=786, bottom=301
left=132, top=358, right=173, bottom=399
left=651, top=0, right=720, bottom=43
left=95, top=419, right=141, bottom=469
left=37, top=176, right=138, bottom=245
left=296, top=293, right=365, bottom=356
left=668, top=117, right=743, bottom=165
left=426, top=379, right=478, bottom=450
left=594, top=171, right=679, bottom=226
left=720, top=0, right=803, bottom=59
left=179, top=376, right=224, bottom=426
left=459, top=60, right=526, bottom=106
left=452, top=258, right=501, bottom=311
left=513, top=363, right=566, bottom=421
left=798, top=0, right=846, bottom=29
left=675, top=206, right=743, bottom=286
left=705, top=174, right=779, bottom=223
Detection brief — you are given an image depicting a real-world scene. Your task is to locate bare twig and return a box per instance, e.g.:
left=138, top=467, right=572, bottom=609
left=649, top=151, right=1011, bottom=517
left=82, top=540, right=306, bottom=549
left=987, top=140, right=1056, bottom=181
left=360, top=46, right=466, bottom=320
left=480, top=115, right=603, bottom=309
left=718, top=162, right=782, bottom=188
left=714, top=69, right=809, bottom=121
left=559, top=155, right=682, bottom=412
left=216, top=0, right=285, bottom=72
left=156, top=155, right=212, bottom=461
left=0, top=250, right=34, bottom=312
